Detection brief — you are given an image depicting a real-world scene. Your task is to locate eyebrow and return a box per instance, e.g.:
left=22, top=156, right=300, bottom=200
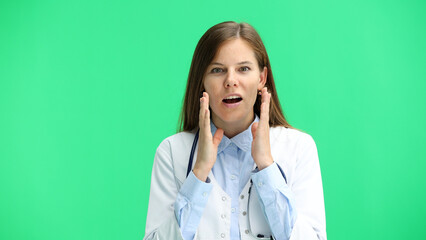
left=211, top=61, right=253, bottom=66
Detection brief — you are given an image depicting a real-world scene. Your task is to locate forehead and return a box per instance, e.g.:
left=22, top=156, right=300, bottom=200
left=211, top=38, right=257, bottom=64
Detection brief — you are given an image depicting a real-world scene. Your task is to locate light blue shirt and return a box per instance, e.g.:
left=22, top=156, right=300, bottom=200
left=174, top=115, right=296, bottom=240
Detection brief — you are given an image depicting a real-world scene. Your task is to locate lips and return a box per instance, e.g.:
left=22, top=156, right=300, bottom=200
left=222, top=94, right=243, bottom=104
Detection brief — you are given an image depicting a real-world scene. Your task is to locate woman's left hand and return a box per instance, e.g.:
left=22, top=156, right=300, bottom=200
left=251, top=87, right=274, bottom=170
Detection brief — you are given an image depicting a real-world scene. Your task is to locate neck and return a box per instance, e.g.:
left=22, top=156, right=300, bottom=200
left=212, top=112, right=254, bottom=139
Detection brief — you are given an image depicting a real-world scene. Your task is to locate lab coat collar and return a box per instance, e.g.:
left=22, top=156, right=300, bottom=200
left=210, top=115, right=259, bottom=153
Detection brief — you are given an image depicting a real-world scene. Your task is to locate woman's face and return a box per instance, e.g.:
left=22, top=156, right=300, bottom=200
left=203, top=38, right=267, bottom=128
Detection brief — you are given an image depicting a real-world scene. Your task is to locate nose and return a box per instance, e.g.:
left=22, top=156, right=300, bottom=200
left=224, top=70, right=238, bottom=88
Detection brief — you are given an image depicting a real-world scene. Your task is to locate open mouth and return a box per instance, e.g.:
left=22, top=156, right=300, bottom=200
left=222, top=96, right=243, bottom=104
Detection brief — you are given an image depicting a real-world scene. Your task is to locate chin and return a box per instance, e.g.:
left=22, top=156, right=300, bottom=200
left=216, top=110, right=251, bottom=125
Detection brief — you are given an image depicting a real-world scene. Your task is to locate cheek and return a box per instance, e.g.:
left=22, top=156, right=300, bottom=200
left=248, top=93, right=258, bottom=106
left=247, top=84, right=259, bottom=100
left=203, top=78, right=213, bottom=92
left=204, top=81, right=221, bottom=99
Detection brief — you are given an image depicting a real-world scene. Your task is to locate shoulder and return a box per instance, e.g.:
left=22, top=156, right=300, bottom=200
left=157, top=130, right=196, bottom=149
left=154, top=130, right=197, bottom=184
left=270, top=126, right=316, bottom=148
left=269, top=126, right=320, bottom=181
left=155, top=129, right=197, bottom=161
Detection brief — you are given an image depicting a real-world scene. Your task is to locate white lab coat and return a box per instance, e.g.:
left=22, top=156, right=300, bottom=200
left=144, top=126, right=327, bottom=240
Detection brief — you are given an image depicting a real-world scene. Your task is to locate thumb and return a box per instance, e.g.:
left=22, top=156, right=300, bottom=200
left=251, top=122, right=258, bottom=139
left=213, top=128, right=224, bottom=147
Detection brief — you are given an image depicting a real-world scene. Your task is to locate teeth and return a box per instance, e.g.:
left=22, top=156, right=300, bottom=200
left=224, top=96, right=241, bottom=100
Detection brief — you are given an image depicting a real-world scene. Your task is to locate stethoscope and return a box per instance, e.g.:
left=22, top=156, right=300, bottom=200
left=186, top=129, right=287, bottom=239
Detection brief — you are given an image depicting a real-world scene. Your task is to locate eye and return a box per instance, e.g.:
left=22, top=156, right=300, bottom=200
left=211, top=68, right=224, bottom=73
left=239, top=66, right=250, bottom=72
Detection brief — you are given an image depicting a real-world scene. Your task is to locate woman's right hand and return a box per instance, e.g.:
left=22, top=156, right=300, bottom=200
left=192, top=92, right=224, bottom=182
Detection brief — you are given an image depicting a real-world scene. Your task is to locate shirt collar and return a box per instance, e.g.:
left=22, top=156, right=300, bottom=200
left=210, top=115, right=259, bottom=153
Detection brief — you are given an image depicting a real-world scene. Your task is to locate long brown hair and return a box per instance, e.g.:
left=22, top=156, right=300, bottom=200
left=178, top=21, right=293, bottom=132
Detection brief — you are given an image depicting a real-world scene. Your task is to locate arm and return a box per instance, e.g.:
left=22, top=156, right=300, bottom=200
left=144, top=139, right=214, bottom=240
left=251, top=87, right=295, bottom=239
left=174, top=171, right=213, bottom=240
left=251, top=162, right=297, bottom=240
left=252, top=135, right=327, bottom=240
left=145, top=92, right=223, bottom=240
left=250, top=88, right=326, bottom=239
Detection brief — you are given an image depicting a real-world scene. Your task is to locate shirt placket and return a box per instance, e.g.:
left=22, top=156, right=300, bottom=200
left=223, top=143, right=240, bottom=240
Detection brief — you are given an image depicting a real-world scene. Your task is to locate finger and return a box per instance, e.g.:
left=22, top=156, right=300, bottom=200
left=199, top=93, right=206, bottom=129
left=260, top=87, right=270, bottom=128
left=251, top=122, right=258, bottom=140
left=213, top=128, right=224, bottom=147
left=199, top=92, right=211, bottom=135
left=204, top=92, right=209, bottom=112
left=203, top=92, right=212, bottom=132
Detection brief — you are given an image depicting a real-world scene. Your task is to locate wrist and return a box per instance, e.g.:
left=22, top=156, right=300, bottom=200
left=193, top=167, right=210, bottom=182
left=256, top=156, right=274, bottom=171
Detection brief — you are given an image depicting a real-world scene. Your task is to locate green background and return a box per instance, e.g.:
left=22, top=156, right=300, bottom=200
left=1, top=0, right=425, bottom=239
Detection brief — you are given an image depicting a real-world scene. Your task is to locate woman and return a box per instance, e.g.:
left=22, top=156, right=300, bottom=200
left=144, top=21, right=326, bottom=240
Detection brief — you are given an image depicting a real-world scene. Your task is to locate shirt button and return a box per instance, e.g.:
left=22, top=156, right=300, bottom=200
left=221, top=214, right=226, bottom=219
left=221, top=233, right=225, bottom=238
left=230, top=175, right=236, bottom=180
left=231, top=208, right=236, bottom=213
left=242, top=211, right=247, bottom=216
left=258, top=182, right=263, bottom=187
left=245, top=229, right=250, bottom=234
left=222, top=196, right=227, bottom=201
left=202, top=192, right=207, bottom=197
left=240, top=195, right=245, bottom=200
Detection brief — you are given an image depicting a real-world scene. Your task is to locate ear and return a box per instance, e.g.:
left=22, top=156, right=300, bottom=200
left=257, top=66, right=268, bottom=90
